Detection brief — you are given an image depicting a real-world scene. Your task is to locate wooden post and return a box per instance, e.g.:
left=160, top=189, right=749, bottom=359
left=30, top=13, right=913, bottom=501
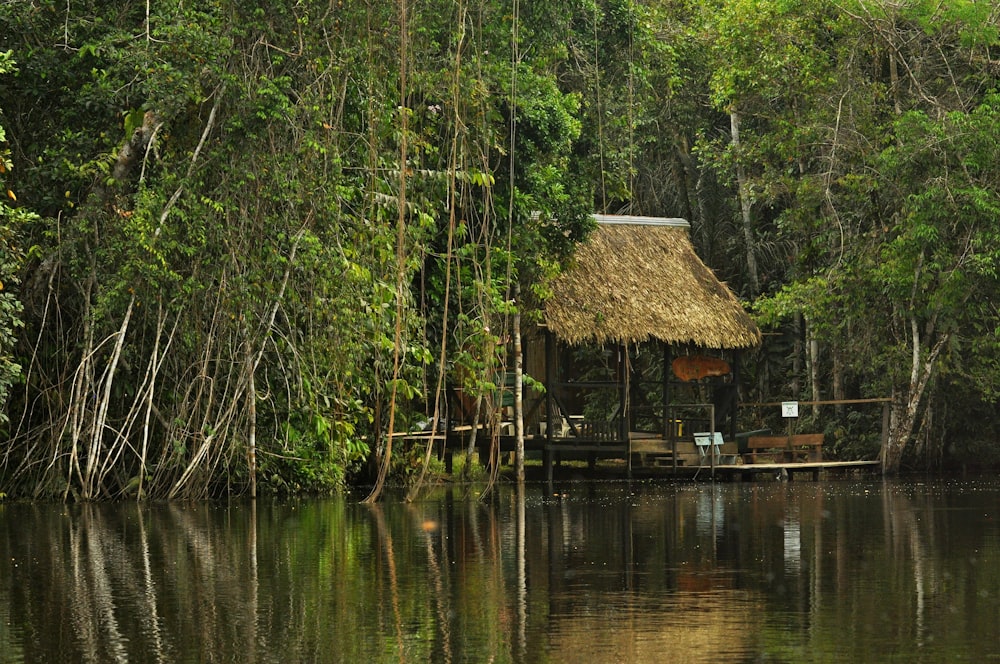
left=729, top=351, right=741, bottom=439
left=664, top=343, right=673, bottom=476
left=662, top=343, right=671, bottom=438
left=709, top=404, right=716, bottom=478
left=545, top=329, right=555, bottom=483
left=618, top=345, right=627, bottom=441
left=881, top=401, right=890, bottom=460
left=786, top=417, right=794, bottom=460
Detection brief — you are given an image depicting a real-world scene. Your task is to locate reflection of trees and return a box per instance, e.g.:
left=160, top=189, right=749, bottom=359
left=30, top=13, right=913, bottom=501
left=368, top=503, right=405, bottom=662
left=71, top=506, right=130, bottom=663
left=746, top=481, right=1000, bottom=660
left=411, top=501, right=452, bottom=664
left=6, top=483, right=1000, bottom=661
left=529, top=481, right=1000, bottom=661
left=880, top=484, right=939, bottom=648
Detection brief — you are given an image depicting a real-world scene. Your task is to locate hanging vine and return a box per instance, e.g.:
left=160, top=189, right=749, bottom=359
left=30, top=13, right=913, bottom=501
left=363, top=0, right=411, bottom=504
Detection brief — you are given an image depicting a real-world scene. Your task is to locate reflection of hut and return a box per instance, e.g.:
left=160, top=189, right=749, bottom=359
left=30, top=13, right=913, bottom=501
left=531, top=215, right=761, bottom=477
left=545, top=593, right=763, bottom=662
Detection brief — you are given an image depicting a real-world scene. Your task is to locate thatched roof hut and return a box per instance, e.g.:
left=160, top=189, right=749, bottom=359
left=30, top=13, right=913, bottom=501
left=544, top=215, right=761, bottom=349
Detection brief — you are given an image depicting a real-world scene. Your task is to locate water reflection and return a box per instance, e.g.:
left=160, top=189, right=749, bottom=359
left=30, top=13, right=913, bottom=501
left=3, top=479, right=1000, bottom=662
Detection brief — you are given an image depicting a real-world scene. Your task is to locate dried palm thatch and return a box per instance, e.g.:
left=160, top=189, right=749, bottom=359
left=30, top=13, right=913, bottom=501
left=544, top=215, right=761, bottom=349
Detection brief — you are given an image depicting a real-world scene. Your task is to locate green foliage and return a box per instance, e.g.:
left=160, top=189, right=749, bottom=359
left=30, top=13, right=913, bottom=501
left=0, top=51, right=25, bottom=428
left=715, top=0, right=1000, bottom=467
left=707, top=0, right=839, bottom=111
left=753, top=277, right=832, bottom=329
left=0, top=0, right=614, bottom=497
left=3, top=0, right=1000, bottom=495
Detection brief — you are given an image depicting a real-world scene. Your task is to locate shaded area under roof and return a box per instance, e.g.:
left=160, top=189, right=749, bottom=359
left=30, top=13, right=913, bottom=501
left=544, top=215, right=761, bottom=349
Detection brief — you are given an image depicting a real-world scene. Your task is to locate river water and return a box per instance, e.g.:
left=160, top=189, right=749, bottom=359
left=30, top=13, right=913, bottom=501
left=2, top=477, right=999, bottom=663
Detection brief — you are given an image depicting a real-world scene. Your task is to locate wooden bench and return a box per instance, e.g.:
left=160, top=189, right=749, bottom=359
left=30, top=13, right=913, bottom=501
left=744, top=433, right=824, bottom=464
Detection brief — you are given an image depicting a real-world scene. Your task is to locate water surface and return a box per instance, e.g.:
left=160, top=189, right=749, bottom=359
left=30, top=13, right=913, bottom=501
left=2, top=478, right=999, bottom=662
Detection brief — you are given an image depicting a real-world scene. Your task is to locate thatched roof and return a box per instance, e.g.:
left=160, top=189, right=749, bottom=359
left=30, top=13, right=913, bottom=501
left=544, top=215, right=761, bottom=349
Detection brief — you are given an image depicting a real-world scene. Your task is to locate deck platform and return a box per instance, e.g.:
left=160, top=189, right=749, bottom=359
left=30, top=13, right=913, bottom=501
left=436, top=427, right=881, bottom=481
left=680, top=459, right=882, bottom=481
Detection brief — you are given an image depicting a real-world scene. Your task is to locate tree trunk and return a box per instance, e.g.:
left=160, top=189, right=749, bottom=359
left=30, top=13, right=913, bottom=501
left=248, top=354, right=257, bottom=499
left=463, top=394, right=483, bottom=480
left=791, top=314, right=802, bottom=400
left=881, top=319, right=949, bottom=474
left=832, top=345, right=845, bottom=419
left=808, top=326, right=820, bottom=420
left=730, top=109, right=760, bottom=296
left=513, top=285, right=524, bottom=484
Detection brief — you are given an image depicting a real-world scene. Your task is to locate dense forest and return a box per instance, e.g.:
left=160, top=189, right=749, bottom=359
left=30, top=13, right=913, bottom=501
left=1, top=0, right=999, bottom=499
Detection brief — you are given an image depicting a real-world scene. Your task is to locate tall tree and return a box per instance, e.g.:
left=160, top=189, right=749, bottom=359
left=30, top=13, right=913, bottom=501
left=748, top=0, right=1000, bottom=471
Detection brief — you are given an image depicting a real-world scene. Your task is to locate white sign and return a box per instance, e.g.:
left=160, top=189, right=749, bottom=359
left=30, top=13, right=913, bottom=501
left=781, top=401, right=799, bottom=418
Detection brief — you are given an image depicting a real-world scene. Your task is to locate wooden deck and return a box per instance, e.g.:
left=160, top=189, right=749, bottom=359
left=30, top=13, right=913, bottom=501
left=680, top=459, right=882, bottom=481
left=436, top=428, right=881, bottom=481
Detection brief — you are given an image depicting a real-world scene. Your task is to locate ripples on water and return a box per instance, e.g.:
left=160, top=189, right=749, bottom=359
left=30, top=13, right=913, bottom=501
left=3, top=478, right=1000, bottom=662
